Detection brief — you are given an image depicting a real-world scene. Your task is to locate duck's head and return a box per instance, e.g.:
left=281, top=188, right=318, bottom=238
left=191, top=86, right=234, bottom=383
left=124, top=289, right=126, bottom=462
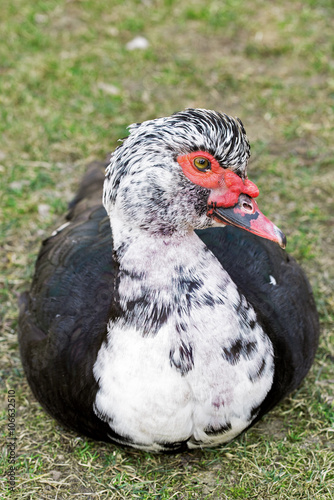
left=103, top=108, right=286, bottom=248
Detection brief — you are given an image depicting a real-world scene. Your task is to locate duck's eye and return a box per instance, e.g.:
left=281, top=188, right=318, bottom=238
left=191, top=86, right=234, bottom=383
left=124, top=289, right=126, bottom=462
left=193, top=157, right=211, bottom=171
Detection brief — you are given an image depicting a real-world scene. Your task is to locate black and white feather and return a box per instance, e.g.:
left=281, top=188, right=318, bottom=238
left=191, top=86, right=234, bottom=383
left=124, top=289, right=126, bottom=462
left=18, top=109, right=319, bottom=452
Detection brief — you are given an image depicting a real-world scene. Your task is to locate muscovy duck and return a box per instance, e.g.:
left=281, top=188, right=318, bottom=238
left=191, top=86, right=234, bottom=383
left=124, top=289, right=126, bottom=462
left=19, top=109, right=319, bottom=452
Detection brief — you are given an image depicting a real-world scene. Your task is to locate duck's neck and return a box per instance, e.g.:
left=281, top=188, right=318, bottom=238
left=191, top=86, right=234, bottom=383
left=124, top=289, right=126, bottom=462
left=110, top=212, right=231, bottom=337
left=113, top=221, right=200, bottom=279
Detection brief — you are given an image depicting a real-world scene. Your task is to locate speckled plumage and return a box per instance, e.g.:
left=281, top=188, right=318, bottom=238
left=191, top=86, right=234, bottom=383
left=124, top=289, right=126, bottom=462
left=93, top=227, right=275, bottom=450
left=18, top=109, right=319, bottom=452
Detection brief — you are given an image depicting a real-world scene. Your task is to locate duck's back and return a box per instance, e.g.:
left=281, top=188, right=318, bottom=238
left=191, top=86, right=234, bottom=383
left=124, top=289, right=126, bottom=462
left=18, top=163, right=319, bottom=447
left=19, top=164, right=121, bottom=441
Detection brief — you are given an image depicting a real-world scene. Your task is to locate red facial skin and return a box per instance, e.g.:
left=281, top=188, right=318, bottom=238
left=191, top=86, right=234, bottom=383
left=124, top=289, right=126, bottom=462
left=177, top=151, right=259, bottom=207
left=177, top=150, right=286, bottom=248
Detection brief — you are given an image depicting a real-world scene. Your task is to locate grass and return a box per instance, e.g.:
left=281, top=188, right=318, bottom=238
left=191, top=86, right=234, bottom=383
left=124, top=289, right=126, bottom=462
left=1, top=0, right=333, bottom=498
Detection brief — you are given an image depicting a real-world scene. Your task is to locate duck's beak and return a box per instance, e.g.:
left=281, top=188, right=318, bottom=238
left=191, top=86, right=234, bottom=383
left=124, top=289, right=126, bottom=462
left=208, top=193, right=286, bottom=249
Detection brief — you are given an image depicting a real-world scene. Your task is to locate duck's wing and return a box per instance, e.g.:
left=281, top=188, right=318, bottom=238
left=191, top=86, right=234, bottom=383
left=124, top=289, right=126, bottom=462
left=18, top=163, right=123, bottom=440
left=196, top=226, right=320, bottom=418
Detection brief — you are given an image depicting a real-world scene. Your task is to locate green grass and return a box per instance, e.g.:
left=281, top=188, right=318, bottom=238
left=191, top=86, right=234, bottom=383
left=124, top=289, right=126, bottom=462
left=1, top=0, right=333, bottom=498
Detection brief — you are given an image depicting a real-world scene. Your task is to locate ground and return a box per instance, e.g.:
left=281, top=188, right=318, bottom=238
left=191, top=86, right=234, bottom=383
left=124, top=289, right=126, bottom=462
left=0, top=0, right=333, bottom=498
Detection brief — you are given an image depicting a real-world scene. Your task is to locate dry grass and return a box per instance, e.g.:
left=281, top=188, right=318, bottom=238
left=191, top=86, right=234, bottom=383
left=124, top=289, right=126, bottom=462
left=1, top=0, right=333, bottom=498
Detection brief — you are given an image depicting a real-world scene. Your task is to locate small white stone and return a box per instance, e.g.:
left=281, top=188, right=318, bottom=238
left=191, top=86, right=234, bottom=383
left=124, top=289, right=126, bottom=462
left=97, top=82, right=120, bottom=95
left=126, top=36, right=150, bottom=51
left=38, top=204, right=50, bottom=218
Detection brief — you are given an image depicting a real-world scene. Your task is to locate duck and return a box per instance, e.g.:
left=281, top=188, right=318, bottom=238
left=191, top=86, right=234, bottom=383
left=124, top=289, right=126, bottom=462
left=18, top=108, right=319, bottom=452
